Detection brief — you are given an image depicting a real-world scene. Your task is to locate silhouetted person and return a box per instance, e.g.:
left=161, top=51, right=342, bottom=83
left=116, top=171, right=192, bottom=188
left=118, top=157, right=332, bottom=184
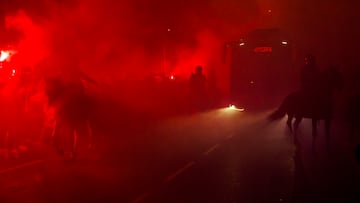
left=61, top=67, right=97, bottom=152
left=323, top=65, right=344, bottom=92
left=45, top=76, right=65, bottom=107
left=189, top=65, right=207, bottom=111
left=61, top=66, right=97, bottom=96
left=45, top=67, right=97, bottom=158
left=299, top=54, right=323, bottom=114
left=60, top=67, right=98, bottom=124
left=300, top=54, right=322, bottom=93
left=320, top=65, right=344, bottom=120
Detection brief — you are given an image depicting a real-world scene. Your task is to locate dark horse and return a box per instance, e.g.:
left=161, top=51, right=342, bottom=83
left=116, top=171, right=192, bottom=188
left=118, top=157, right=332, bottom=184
left=268, top=69, right=342, bottom=152
left=45, top=76, right=94, bottom=158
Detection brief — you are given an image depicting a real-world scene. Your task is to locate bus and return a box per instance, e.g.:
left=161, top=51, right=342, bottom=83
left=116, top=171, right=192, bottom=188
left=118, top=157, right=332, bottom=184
left=221, top=28, right=297, bottom=110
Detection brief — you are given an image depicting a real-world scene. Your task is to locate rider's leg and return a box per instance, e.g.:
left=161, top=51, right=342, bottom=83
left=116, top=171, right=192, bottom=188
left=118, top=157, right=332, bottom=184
left=287, top=114, right=293, bottom=132
left=294, top=117, right=302, bottom=131
left=294, top=117, right=303, bottom=145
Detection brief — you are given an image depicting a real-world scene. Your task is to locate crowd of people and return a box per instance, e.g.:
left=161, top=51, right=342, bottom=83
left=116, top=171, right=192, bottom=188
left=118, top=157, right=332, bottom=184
left=0, top=65, right=96, bottom=159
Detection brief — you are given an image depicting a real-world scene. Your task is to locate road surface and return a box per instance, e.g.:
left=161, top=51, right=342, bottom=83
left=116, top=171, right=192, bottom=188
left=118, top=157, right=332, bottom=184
left=0, top=100, right=359, bottom=203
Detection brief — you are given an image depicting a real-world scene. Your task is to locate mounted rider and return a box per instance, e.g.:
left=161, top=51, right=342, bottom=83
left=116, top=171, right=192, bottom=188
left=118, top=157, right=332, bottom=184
left=300, top=54, right=322, bottom=94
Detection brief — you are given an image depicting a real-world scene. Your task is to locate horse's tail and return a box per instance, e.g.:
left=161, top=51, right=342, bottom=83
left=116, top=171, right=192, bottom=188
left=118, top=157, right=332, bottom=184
left=268, top=92, right=294, bottom=121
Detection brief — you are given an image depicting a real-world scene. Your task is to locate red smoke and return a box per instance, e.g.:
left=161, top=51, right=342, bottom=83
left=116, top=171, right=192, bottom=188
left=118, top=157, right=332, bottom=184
left=0, top=0, right=265, bottom=91
left=4, top=10, right=49, bottom=69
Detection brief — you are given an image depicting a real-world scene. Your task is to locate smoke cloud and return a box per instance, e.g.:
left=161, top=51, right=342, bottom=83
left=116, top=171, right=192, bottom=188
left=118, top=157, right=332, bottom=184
left=3, top=0, right=358, bottom=81
left=0, top=0, right=263, bottom=81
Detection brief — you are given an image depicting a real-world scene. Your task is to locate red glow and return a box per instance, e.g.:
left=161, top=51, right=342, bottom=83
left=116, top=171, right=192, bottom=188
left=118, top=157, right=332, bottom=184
left=171, top=31, right=222, bottom=77
left=254, top=47, right=272, bottom=53
left=227, top=104, right=245, bottom=112
left=11, top=69, right=16, bottom=77
left=0, top=51, right=10, bottom=62
left=5, top=11, right=49, bottom=69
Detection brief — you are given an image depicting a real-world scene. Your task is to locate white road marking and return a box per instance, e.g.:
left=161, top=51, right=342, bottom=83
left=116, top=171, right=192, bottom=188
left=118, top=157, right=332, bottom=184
left=164, top=161, right=195, bottom=183
left=130, top=192, right=150, bottom=203
left=203, top=144, right=220, bottom=156
left=0, top=159, right=45, bottom=175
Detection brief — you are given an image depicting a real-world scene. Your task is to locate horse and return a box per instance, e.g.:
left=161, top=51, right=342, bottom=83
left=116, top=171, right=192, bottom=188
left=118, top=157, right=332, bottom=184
left=268, top=69, right=342, bottom=152
left=44, top=77, right=94, bottom=158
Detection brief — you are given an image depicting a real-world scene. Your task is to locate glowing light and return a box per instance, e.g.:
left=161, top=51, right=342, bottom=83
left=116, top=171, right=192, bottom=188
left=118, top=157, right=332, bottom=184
left=11, top=69, right=16, bottom=76
left=281, top=41, right=288, bottom=45
left=254, top=47, right=272, bottom=53
left=0, top=50, right=10, bottom=62
left=227, top=104, right=245, bottom=112
left=169, top=75, right=175, bottom=80
left=167, top=28, right=171, bottom=32
left=268, top=9, right=272, bottom=13
left=239, top=42, right=245, bottom=46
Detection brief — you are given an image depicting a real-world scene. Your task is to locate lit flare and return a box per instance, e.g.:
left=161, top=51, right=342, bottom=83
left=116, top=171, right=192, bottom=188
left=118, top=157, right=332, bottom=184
left=0, top=50, right=10, bottom=62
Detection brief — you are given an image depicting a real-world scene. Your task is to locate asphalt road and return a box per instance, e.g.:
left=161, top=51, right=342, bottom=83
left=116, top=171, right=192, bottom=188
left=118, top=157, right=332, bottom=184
left=0, top=98, right=359, bottom=203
